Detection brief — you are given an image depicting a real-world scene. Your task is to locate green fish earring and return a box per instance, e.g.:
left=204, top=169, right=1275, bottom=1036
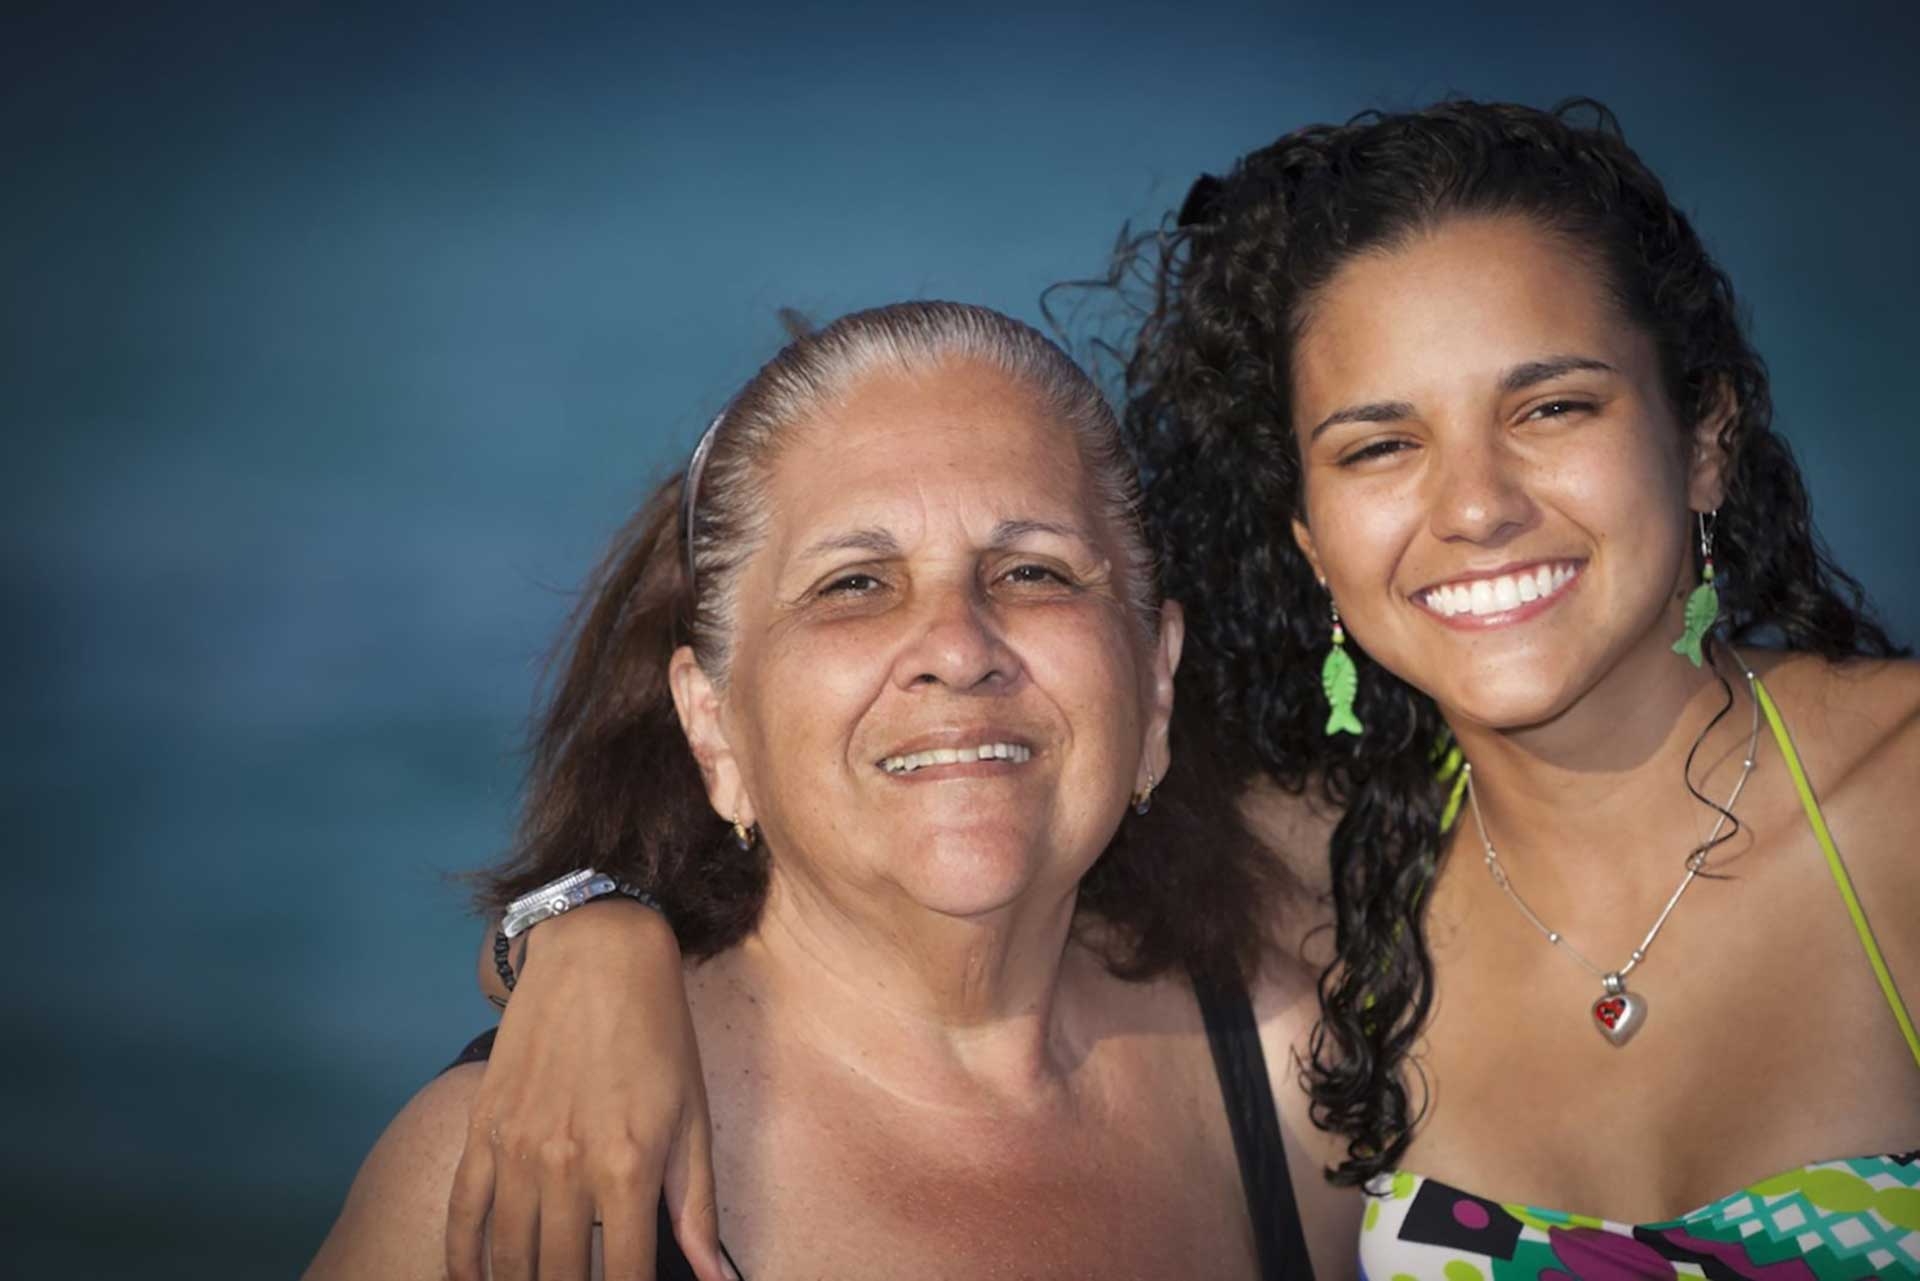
left=1671, top=510, right=1720, bottom=667
left=1321, top=594, right=1364, bottom=737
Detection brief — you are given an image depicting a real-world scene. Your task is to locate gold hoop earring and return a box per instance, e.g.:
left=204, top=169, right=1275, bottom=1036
left=732, top=811, right=756, bottom=850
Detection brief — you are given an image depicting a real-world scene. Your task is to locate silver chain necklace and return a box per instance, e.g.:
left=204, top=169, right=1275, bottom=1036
left=1460, top=661, right=1761, bottom=1046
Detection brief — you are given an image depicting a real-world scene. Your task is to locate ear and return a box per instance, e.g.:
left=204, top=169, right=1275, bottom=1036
left=668, top=645, right=754, bottom=827
left=1141, top=600, right=1185, bottom=788
left=1291, top=515, right=1327, bottom=586
left=1686, top=377, right=1736, bottom=513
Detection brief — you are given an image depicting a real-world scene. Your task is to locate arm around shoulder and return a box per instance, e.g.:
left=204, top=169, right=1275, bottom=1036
left=305, top=1064, right=484, bottom=1281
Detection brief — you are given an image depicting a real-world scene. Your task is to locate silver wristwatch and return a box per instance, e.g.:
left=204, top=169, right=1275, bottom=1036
left=501, top=868, right=625, bottom=939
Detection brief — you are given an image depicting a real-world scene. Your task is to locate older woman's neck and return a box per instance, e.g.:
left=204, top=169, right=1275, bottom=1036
left=715, top=874, right=1102, bottom=1108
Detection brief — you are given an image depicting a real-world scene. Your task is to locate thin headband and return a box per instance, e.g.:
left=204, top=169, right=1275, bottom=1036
left=678, top=407, right=727, bottom=594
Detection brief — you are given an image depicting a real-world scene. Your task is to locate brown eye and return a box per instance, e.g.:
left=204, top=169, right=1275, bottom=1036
left=821, top=573, right=883, bottom=595
left=1338, top=439, right=1414, bottom=467
left=1003, top=563, right=1069, bottom=586
left=1525, top=399, right=1595, bottom=421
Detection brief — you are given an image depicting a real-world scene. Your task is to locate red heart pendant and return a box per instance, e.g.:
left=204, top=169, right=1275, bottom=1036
left=1590, top=990, right=1646, bottom=1046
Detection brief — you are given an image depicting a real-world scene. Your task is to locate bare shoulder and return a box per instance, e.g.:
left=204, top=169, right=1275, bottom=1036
left=304, top=1064, right=481, bottom=1281
left=1750, top=652, right=1920, bottom=795
left=1751, top=652, right=1920, bottom=981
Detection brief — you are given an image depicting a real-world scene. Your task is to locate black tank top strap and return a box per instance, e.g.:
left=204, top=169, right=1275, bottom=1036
left=1193, top=974, right=1315, bottom=1281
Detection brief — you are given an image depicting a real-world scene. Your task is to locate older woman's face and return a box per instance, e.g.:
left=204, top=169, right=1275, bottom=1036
left=686, top=359, right=1177, bottom=923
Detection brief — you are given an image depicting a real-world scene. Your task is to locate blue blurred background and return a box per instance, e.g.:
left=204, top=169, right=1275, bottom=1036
left=8, top=0, right=1917, bottom=1274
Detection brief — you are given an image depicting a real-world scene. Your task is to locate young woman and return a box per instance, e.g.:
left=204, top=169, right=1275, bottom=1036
left=446, top=101, right=1920, bottom=1280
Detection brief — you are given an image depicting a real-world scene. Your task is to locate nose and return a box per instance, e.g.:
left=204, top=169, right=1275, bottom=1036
left=1427, top=435, right=1537, bottom=546
left=892, top=578, right=1019, bottom=693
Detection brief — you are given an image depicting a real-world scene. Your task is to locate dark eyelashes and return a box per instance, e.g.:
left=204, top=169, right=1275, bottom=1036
left=1004, top=563, right=1072, bottom=585
left=819, top=572, right=883, bottom=596
left=1525, top=397, right=1599, bottom=421
left=1336, top=439, right=1413, bottom=467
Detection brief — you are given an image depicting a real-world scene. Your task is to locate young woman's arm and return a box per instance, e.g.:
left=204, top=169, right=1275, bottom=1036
left=450, top=901, right=732, bottom=1281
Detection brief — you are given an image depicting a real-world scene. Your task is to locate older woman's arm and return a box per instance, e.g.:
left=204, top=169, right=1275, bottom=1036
left=451, top=900, right=731, bottom=1281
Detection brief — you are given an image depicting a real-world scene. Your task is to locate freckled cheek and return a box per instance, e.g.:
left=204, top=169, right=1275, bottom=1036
left=1307, top=490, right=1419, bottom=618
left=1017, top=620, right=1151, bottom=755
left=1552, top=442, right=1688, bottom=570
left=744, top=636, right=889, bottom=771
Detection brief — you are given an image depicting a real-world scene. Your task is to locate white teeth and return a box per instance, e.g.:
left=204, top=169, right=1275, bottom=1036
left=881, top=742, right=1033, bottom=775
left=1420, top=564, right=1579, bottom=619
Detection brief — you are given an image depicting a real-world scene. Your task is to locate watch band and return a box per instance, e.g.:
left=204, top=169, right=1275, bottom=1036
left=493, top=868, right=665, bottom=994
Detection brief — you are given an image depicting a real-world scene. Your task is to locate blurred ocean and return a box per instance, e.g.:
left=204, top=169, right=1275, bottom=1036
left=6, top=1, right=1916, bottom=1275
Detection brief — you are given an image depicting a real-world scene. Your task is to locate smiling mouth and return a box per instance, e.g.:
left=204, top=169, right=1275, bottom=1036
left=878, top=742, right=1033, bottom=776
left=1417, top=561, right=1582, bottom=620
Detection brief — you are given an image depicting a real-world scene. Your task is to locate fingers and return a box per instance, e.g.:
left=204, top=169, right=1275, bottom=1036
left=588, top=1127, right=666, bottom=1281
left=662, top=1097, right=730, bottom=1281
left=487, top=1148, right=542, bottom=1281
left=444, top=1132, right=496, bottom=1281
left=535, top=1161, right=594, bottom=1281
left=596, top=1173, right=659, bottom=1281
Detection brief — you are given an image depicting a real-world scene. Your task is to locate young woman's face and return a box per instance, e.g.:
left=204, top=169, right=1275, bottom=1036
left=1290, top=215, right=1725, bottom=732
left=684, top=358, right=1178, bottom=924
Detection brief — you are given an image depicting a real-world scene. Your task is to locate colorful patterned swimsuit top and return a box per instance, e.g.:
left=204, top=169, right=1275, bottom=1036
left=1360, top=678, right=1920, bottom=1281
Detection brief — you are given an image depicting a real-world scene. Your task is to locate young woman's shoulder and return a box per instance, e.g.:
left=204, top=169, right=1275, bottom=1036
left=304, top=1063, right=481, bottom=1280
left=1751, top=650, right=1920, bottom=789
left=1752, top=651, right=1920, bottom=987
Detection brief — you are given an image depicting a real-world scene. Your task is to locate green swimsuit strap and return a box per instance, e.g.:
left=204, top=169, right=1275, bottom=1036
left=1751, top=673, right=1920, bottom=1071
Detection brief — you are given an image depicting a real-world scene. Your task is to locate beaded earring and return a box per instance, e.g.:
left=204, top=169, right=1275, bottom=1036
left=1671, top=511, right=1720, bottom=667
left=1321, top=595, right=1364, bottom=737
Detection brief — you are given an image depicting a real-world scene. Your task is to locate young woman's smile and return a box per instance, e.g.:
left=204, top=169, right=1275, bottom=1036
left=1290, top=214, right=1725, bottom=731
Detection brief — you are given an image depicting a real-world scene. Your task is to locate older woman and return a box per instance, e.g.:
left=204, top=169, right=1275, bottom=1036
left=444, top=101, right=1920, bottom=1281
left=305, top=302, right=1343, bottom=1281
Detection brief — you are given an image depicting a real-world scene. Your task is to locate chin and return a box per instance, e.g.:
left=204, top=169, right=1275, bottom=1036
left=1434, top=665, right=1583, bottom=733
left=896, top=828, right=1087, bottom=921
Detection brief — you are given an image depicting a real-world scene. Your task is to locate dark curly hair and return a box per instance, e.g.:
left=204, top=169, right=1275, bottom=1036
left=1060, top=98, right=1904, bottom=1185
left=481, top=301, right=1284, bottom=986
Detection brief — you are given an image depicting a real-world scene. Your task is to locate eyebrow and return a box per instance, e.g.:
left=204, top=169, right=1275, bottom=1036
left=989, top=518, right=1094, bottom=547
left=1307, top=355, right=1618, bottom=441
left=1502, top=355, right=1616, bottom=392
left=1308, top=400, right=1416, bottom=442
left=795, top=526, right=901, bottom=562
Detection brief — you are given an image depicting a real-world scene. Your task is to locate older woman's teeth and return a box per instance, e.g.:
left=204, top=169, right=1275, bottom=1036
left=881, top=743, right=1032, bottom=775
left=1422, top=564, right=1577, bottom=618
